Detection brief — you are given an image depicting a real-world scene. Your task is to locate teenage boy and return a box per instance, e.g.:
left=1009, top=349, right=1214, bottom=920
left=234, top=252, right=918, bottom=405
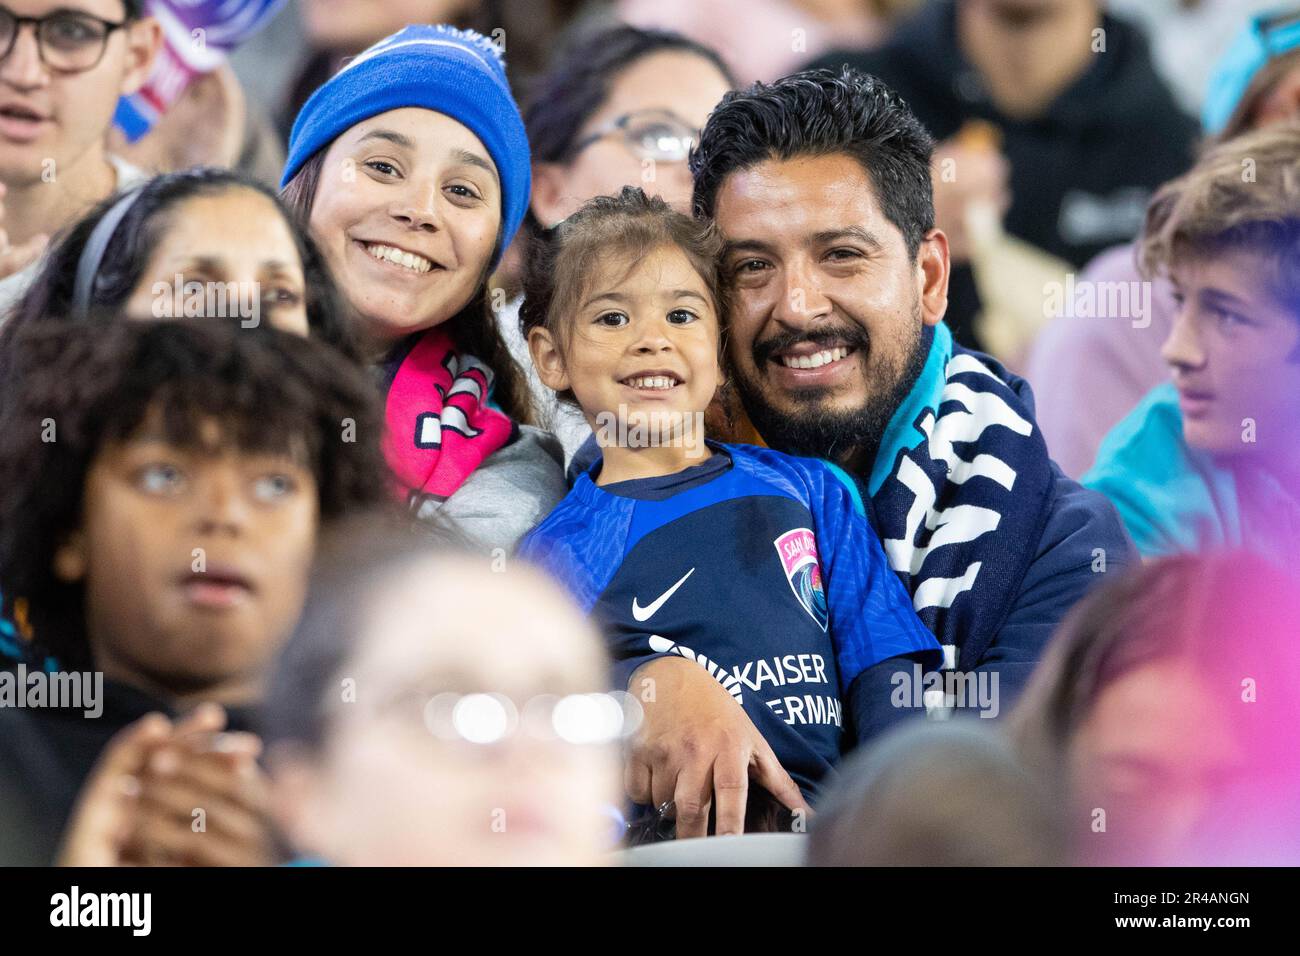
left=0, top=0, right=161, bottom=314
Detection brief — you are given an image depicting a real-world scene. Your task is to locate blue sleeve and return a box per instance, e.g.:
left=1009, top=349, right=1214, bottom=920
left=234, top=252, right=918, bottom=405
left=844, top=651, right=934, bottom=746
left=515, top=496, right=626, bottom=615
left=805, top=459, right=942, bottom=692
left=518, top=493, right=664, bottom=692
left=970, top=463, right=1137, bottom=709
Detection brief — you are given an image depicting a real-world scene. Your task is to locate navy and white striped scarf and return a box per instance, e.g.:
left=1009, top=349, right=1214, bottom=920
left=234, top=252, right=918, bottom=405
left=866, top=323, right=1054, bottom=672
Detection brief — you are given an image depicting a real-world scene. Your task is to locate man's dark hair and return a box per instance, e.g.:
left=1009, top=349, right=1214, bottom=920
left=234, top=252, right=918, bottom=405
left=691, top=67, right=936, bottom=257
left=0, top=319, right=391, bottom=669
left=123, top=0, right=144, bottom=17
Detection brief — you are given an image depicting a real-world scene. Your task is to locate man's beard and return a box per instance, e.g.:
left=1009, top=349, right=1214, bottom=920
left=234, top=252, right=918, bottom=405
left=733, top=311, right=930, bottom=467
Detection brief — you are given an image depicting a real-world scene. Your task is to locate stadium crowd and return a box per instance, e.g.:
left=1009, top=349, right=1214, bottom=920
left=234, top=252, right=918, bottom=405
left=0, top=0, right=1297, bottom=867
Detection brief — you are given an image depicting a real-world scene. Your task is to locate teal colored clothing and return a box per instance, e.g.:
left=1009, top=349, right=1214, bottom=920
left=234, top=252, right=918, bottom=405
left=0, top=605, right=18, bottom=662
left=1084, top=382, right=1300, bottom=564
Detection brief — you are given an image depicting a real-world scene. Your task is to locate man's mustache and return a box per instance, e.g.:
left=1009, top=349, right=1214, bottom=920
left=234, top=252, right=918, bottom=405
left=752, top=325, right=871, bottom=367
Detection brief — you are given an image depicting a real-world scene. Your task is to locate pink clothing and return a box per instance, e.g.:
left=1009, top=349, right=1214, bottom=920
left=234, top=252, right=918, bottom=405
left=383, top=327, right=515, bottom=502
left=616, top=0, right=881, bottom=85
left=1026, top=244, right=1176, bottom=478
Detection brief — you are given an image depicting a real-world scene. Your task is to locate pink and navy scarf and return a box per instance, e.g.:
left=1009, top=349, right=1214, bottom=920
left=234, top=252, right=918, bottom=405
left=380, top=327, right=514, bottom=510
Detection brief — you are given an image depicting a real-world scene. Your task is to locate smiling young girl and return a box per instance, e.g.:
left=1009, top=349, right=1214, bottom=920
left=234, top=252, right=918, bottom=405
left=516, top=187, right=939, bottom=808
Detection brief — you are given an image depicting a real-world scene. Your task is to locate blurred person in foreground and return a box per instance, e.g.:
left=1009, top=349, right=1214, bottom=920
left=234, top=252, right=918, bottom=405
left=504, top=23, right=736, bottom=458
left=0, top=319, right=388, bottom=864
left=1029, top=8, right=1300, bottom=478
left=264, top=524, right=623, bottom=866
left=1011, top=553, right=1300, bottom=865
left=1083, top=123, right=1300, bottom=563
left=807, top=0, right=1198, bottom=350
left=808, top=719, right=1062, bottom=865
left=0, top=0, right=162, bottom=316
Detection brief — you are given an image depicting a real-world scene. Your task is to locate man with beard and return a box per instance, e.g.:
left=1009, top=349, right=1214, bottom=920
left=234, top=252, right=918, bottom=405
left=621, top=67, right=1135, bottom=839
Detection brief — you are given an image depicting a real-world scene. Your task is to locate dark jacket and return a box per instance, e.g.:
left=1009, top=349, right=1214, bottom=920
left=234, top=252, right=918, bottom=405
left=807, top=0, right=1199, bottom=348
left=0, top=673, right=259, bottom=864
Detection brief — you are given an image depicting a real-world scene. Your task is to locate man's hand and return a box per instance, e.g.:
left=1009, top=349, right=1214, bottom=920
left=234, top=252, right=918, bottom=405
left=0, top=182, right=49, bottom=280
left=624, top=656, right=808, bottom=839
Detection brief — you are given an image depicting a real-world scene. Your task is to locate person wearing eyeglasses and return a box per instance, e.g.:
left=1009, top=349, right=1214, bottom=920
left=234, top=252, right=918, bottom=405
left=0, top=0, right=161, bottom=318
left=525, top=24, right=735, bottom=229
left=497, top=24, right=736, bottom=461
left=262, top=522, right=624, bottom=867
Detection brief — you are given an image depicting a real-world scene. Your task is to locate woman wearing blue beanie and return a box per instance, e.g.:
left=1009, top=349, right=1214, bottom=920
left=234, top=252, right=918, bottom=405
left=281, top=25, right=564, bottom=551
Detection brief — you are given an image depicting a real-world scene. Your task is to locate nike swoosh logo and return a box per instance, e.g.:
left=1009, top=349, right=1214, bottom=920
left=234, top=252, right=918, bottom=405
left=632, top=568, right=695, bottom=622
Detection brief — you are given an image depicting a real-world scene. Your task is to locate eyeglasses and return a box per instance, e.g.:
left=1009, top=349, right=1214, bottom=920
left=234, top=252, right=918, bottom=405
left=567, top=109, right=700, bottom=163
left=0, top=7, right=128, bottom=74
left=359, top=688, right=644, bottom=748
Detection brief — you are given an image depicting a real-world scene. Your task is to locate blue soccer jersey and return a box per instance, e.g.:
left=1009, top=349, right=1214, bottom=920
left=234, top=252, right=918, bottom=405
left=518, top=442, right=940, bottom=794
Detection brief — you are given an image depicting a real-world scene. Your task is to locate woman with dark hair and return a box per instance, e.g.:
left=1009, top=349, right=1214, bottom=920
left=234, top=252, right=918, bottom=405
left=502, top=23, right=736, bottom=457
left=1010, top=552, right=1300, bottom=865
left=523, top=24, right=735, bottom=228
left=280, top=24, right=565, bottom=551
left=2, top=166, right=355, bottom=356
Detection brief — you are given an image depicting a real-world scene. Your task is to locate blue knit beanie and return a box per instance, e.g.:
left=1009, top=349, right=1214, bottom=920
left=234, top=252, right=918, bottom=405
left=281, top=25, right=530, bottom=269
